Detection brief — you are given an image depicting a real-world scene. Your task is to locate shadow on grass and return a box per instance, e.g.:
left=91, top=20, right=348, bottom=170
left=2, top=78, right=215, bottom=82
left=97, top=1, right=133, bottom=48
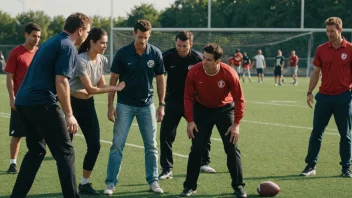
left=0, top=171, right=9, bottom=175
left=0, top=191, right=263, bottom=198
left=171, top=173, right=187, bottom=178
left=245, top=174, right=343, bottom=181
left=120, top=183, right=148, bottom=187
left=43, top=156, right=55, bottom=161
left=0, top=193, right=63, bottom=198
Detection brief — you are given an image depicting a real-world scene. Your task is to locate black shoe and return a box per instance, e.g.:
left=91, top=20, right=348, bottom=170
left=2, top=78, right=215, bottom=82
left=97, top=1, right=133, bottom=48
left=79, top=183, right=100, bottom=195
left=234, top=186, right=247, bottom=198
left=7, top=163, right=17, bottom=174
left=299, top=165, right=316, bottom=176
left=179, top=188, right=196, bottom=197
left=159, top=169, right=173, bottom=180
left=341, top=168, right=352, bottom=178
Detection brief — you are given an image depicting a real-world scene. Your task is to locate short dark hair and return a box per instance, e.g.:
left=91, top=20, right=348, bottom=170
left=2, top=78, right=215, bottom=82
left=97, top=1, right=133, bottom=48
left=325, top=17, right=342, bottom=29
left=235, top=48, right=240, bottom=53
left=203, top=44, right=223, bottom=60
left=64, top=12, right=92, bottom=34
left=134, top=19, right=152, bottom=33
left=24, top=22, right=41, bottom=35
left=175, top=31, right=194, bottom=42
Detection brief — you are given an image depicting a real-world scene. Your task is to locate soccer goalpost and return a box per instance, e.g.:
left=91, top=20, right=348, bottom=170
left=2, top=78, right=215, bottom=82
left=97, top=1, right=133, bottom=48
left=110, top=27, right=318, bottom=77
left=109, top=1, right=352, bottom=78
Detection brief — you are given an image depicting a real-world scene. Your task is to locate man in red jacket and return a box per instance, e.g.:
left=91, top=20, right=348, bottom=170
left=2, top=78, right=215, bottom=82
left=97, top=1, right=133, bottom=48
left=180, top=44, right=246, bottom=198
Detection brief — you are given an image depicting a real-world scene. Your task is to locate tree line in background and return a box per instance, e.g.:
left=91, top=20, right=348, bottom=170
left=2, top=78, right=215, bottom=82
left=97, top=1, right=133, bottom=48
left=1, top=0, right=352, bottom=58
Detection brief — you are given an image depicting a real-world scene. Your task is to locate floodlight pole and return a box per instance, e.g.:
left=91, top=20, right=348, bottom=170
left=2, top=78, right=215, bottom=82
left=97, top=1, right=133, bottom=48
left=208, top=0, right=211, bottom=28
left=110, top=0, right=114, bottom=66
left=301, top=0, right=304, bottom=28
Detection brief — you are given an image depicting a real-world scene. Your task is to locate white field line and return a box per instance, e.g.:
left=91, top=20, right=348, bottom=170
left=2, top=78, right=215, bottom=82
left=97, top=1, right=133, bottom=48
left=269, top=101, right=297, bottom=103
left=247, top=101, right=306, bottom=108
left=95, top=100, right=306, bottom=108
left=74, top=134, right=189, bottom=158
left=1, top=111, right=339, bottom=138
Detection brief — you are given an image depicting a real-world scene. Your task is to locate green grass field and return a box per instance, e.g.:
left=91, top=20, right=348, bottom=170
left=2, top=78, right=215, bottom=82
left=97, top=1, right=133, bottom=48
left=0, top=74, right=351, bottom=197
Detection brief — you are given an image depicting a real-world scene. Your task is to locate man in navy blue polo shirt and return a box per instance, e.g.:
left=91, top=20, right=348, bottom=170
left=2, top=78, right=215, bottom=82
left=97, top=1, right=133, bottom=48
left=11, top=13, right=92, bottom=198
left=104, top=19, right=166, bottom=195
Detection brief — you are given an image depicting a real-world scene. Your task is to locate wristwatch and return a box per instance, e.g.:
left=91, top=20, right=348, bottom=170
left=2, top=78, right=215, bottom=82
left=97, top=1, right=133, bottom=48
left=159, top=102, right=166, bottom=106
left=307, top=92, right=312, bottom=96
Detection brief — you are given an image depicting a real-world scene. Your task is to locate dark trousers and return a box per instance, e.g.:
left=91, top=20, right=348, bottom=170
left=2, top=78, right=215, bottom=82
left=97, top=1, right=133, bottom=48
left=160, top=101, right=211, bottom=170
left=183, top=102, right=244, bottom=191
left=11, top=104, right=79, bottom=198
left=305, top=91, right=352, bottom=168
left=71, top=96, right=101, bottom=171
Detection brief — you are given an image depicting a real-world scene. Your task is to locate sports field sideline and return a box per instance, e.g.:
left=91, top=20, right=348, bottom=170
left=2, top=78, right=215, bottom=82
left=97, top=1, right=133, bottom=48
left=0, top=75, right=351, bottom=198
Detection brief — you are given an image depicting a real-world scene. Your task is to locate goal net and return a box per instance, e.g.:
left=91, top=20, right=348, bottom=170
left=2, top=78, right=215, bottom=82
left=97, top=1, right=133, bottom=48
left=110, top=28, right=314, bottom=77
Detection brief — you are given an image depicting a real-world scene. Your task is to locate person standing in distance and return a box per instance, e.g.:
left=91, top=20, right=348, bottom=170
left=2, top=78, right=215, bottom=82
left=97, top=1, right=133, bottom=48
left=300, top=17, right=352, bottom=178
left=252, top=49, right=266, bottom=83
left=180, top=44, right=247, bottom=198
left=159, top=31, right=216, bottom=180
left=289, top=50, right=299, bottom=85
left=69, top=27, right=126, bottom=195
left=274, top=49, right=284, bottom=86
left=10, top=13, right=92, bottom=198
left=242, top=52, right=251, bottom=83
left=232, top=49, right=243, bottom=81
left=5, top=22, right=41, bottom=174
left=104, top=19, right=165, bottom=195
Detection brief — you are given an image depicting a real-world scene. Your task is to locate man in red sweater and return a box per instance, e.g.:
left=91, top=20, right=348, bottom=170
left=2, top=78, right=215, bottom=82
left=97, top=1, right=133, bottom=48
left=180, top=44, right=246, bottom=197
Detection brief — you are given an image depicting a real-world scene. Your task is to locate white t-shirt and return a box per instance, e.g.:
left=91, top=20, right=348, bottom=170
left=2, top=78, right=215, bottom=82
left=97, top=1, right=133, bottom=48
left=254, top=55, right=265, bottom=69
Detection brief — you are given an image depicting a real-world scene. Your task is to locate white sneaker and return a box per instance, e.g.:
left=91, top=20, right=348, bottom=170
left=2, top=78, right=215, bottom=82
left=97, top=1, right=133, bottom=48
left=159, top=169, right=173, bottom=180
left=149, top=181, right=164, bottom=194
left=200, top=165, right=216, bottom=173
left=104, top=184, right=115, bottom=195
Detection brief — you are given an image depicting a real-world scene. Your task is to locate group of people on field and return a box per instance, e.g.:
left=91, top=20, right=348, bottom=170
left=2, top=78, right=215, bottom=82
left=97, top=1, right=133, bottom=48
left=3, top=13, right=352, bottom=198
left=228, top=48, right=299, bottom=85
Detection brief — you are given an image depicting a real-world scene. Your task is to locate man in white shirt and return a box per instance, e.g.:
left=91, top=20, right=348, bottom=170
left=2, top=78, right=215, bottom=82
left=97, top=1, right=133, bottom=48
left=251, top=49, right=266, bottom=83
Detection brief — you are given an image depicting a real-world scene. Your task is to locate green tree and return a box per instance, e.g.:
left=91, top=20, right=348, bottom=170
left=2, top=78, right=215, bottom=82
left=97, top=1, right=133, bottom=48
left=0, top=11, right=17, bottom=44
left=159, top=0, right=208, bottom=27
left=122, top=3, right=160, bottom=27
left=91, top=15, right=111, bottom=31
left=48, top=15, right=65, bottom=38
left=15, top=11, right=51, bottom=44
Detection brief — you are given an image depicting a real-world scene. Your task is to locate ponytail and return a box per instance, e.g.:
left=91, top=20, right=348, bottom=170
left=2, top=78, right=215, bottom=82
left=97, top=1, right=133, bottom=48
left=78, top=35, right=91, bottom=54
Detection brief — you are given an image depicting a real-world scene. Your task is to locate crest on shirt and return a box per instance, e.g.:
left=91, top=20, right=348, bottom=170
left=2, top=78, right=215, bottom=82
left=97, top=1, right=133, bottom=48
left=341, top=53, right=347, bottom=60
left=218, top=80, right=225, bottom=88
left=188, top=65, right=193, bottom=70
left=147, top=60, right=154, bottom=68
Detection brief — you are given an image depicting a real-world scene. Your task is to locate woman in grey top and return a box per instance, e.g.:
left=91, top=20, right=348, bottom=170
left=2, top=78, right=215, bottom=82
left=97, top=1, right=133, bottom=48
left=69, top=27, right=125, bottom=195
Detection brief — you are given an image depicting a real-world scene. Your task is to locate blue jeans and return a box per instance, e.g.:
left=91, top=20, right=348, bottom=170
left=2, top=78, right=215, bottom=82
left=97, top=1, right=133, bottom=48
left=305, top=91, right=352, bottom=168
left=105, top=103, right=158, bottom=186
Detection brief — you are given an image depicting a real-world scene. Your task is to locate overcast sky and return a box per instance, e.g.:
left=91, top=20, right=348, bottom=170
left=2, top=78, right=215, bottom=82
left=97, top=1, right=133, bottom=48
left=1, top=0, right=175, bottom=18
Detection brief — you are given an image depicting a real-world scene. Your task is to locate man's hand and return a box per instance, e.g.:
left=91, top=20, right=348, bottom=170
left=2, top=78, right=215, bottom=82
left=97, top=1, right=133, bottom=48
left=187, top=121, right=198, bottom=139
left=225, top=123, right=240, bottom=144
left=66, top=115, right=78, bottom=134
left=10, top=98, right=16, bottom=110
left=107, top=106, right=116, bottom=122
left=156, top=105, right=165, bottom=122
left=307, top=94, right=314, bottom=108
